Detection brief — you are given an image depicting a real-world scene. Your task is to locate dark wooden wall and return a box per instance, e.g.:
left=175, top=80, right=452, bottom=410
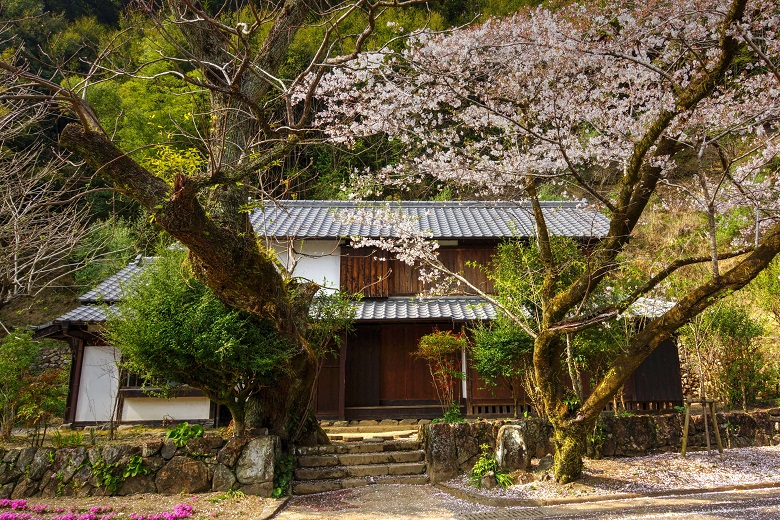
left=315, top=322, right=465, bottom=417
left=315, top=351, right=341, bottom=416
left=340, top=245, right=496, bottom=297
left=340, top=248, right=390, bottom=297
left=622, top=338, right=683, bottom=402
left=379, top=323, right=453, bottom=403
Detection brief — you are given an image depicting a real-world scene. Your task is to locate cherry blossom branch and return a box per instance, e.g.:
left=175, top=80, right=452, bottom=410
left=741, top=28, right=780, bottom=84
left=423, top=260, right=539, bottom=339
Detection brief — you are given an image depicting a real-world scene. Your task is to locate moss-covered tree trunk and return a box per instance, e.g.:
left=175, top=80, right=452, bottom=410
left=246, top=353, right=327, bottom=445
left=550, top=418, right=594, bottom=482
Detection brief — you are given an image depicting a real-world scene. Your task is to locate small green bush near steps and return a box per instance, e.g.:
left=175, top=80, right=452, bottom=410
left=468, top=443, right=513, bottom=489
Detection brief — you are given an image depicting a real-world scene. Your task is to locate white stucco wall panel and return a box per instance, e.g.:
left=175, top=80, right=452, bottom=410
left=75, top=346, right=120, bottom=423
left=272, top=239, right=341, bottom=290
left=121, top=397, right=212, bottom=422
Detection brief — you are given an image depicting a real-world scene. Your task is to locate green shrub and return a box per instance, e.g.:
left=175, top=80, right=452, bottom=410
left=468, top=443, right=513, bottom=489
left=123, top=455, right=148, bottom=478
left=165, top=422, right=204, bottom=447
left=415, top=330, right=466, bottom=415
left=272, top=455, right=296, bottom=498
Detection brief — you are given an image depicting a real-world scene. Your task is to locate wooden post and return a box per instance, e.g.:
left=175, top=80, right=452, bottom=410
left=702, top=396, right=711, bottom=452
left=681, top=397, right=723, bottom=457
left=681, top=400, right=691, bottom=456
left=709, top=400, right=724, bottom=453
left=338, top=336, right=347, bottom=420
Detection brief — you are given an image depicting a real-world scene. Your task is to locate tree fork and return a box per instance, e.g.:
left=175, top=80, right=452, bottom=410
left=245, top=352, right=328, bottom=445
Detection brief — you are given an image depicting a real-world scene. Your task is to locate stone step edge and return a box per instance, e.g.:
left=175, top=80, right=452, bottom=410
left=292, top=474, right=430, bottom=495
left=295, top=443, right=423, bottom=456
left=297, top=450, right=425, bottom=467
left=294, top=461, right=427, bottom=480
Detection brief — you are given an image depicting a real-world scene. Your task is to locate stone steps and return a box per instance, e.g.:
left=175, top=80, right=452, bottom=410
left=292, top=439, right=429, bottom=495
left=296, top=439, right=420, bottom=456
left=292, top=474, right=429, bottom=495
left=298, top=449, right=425, bottom=468
left=295, top=461, right=426, bottom=480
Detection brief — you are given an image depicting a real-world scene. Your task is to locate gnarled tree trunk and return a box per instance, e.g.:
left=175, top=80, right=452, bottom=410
left=246, top=353, right=327, bottom=445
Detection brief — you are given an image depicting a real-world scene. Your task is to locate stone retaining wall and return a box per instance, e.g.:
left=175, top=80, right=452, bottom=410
left=0, top=435, right=279, bottom=499
left=34, top=343, right=71, bottom=372
left=422, top=409, right=780, bottom=482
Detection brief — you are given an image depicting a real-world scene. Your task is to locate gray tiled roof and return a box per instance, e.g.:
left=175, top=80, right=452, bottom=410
left=52, top=295, right=674, bottom=324
left=54, top=200, right=610, bottom=325
left=355, top=297, right=495, bottom=321
left=53, top=297, right=495, bottom=324
left=53, top=305, right=111, bottom=324
left=250, top=200, right=609, bottom=240
left=79, top=258, right=153, bottom=303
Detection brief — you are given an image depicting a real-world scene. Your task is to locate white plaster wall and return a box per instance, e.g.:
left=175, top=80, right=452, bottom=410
left=273, top=239, right=341, bottom=290
left=121, top=397, right=212, bottom=422
left=75, top=346, right=120, bottom=423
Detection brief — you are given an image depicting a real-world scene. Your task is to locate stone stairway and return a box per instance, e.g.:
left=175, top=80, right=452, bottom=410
left=292, top=438, right=429, bottom=495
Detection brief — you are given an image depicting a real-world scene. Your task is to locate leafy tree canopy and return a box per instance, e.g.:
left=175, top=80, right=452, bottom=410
left=106, top=250, right=299, bottom=436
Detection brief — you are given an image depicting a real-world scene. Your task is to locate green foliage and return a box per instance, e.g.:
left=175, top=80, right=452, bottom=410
left=106, top=249, right=298, bottom=433
left=165, top=422, right=204, bottom=448
left=715, top=206, right=753, bottom=247
left=91, top=457, right=123, bottom=495
left=143, top=146, right=205, bottom=185
left=428, top=0, right=540, bottom=26
left=468, top=443, right=513, bottom=489
left=89, top=453, right=147, bottom=497
left=586, top=419, right=606, bottom=459
left=272, top=455, right=296, bottom=498
left=46, top=15, right=109, bottom=72
left=750, top=257, right=780, bottom=326
left=490, top=238, right=586, bottom=325
left=51, top=430, right=83, bottom=448
left=0, top=331, right=39, bottom=439
left=0, top=332, right=66, bottom=444
left=72, top=217, right=138, bottom=288
left=122, top=455, right=148, bottom=478
left=306, top=291, right=360, bottom=358
left=443, top=402, right=466, bottom=423
left=679, top=301, right=767, bottom=410
left=570, top=317, right=636, bottom=385
left=470, top=318, right=533, bottom=403
left=208, top=489, right=246, bottom=503
left=431, top=402, right=466, bottom=424
left=19, top=368, right=68, bottom=446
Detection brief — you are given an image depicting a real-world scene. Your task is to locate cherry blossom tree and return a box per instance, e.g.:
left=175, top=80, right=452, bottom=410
left=315, top=0, right=780, bottom=481
left=0, top=0, right=427, bottom=444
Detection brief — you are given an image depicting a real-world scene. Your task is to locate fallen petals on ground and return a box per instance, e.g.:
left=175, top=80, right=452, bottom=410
left=446, top=445, right=780, bottom=501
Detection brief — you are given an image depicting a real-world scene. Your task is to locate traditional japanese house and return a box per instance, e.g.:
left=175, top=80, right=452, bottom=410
left=37, top=200, right=683, bottom=425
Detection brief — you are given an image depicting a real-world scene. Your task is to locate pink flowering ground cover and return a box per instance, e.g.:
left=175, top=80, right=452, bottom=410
left=0, top=499, right=191, bottom=520
left=0, top=494, right=279, bottom=520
